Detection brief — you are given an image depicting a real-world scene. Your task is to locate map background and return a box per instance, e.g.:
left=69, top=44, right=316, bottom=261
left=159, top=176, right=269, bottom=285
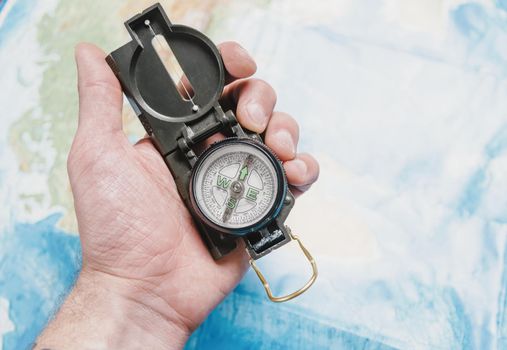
left=2, top=0, right=507, bottom=349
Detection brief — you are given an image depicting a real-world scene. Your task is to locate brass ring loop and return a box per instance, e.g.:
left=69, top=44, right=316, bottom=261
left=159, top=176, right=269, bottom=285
left=248, top=228, right=318, bottom=303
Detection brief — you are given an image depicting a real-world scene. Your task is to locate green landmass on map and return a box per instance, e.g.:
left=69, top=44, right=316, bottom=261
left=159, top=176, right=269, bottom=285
left=7, top=0, right=230, bottom=232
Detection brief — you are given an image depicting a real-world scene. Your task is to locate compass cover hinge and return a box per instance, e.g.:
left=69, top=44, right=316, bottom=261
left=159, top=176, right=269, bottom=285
left=175, top=105, right=253, bottom=166
left=177, top=104, right=225, bottom=145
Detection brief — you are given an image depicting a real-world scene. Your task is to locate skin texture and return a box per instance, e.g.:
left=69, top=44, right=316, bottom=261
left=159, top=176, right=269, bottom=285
left=35, top=41, right=319, bottom=349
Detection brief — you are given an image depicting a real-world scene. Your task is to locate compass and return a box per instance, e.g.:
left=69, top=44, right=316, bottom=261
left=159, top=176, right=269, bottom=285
left=191, top=138, right=286, bottom=234
left=107, top=3, right=317, bottom=302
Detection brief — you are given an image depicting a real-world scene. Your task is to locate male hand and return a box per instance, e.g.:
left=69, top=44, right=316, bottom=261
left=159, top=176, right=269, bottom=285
left=36, top=42, right=319, bottom=349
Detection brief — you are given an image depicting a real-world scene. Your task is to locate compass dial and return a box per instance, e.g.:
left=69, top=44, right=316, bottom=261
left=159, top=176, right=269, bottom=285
left=191, top=139, right=286, bottom=233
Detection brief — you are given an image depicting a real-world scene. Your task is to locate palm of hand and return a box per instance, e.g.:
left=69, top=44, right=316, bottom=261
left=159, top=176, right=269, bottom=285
left=70, top=42, right=319, bottom=332
left=69, top=130, right=245, bottom=329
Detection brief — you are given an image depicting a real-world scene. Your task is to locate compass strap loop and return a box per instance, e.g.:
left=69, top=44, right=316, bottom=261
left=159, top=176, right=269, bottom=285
left=248, top=228, right=318, bottom=303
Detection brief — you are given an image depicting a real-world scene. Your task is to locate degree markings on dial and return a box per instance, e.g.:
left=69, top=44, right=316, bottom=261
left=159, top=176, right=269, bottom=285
left=197, top=150, right=276, bottom=228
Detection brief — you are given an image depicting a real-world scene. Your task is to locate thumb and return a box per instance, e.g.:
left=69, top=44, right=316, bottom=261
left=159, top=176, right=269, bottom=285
left=75, top=43, right=123, bottom=136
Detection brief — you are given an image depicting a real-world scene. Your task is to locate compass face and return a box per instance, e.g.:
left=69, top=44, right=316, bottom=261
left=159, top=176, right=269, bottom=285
left=191, top=139, right=285, bottom=232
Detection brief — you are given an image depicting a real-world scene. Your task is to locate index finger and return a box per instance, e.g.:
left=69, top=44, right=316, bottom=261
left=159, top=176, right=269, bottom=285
left=218, top=41, right=257, bottom=84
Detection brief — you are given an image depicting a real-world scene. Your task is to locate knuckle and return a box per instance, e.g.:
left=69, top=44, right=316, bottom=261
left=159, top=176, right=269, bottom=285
left=305, top=155, right=320, bottom=181
left=218, top=40, right=238, bottom=50
left=251, top=78, right=277, bottom=100
left=79, top=78, right=121, bottom=96
left=279, top=111, right=298, bottom=125
left=296, top=183, right=314, bottom=193
left=272, top=111, right=300, bottom=134
left=67, top=132, right=98, bottom=176
left=67, top=140, right=85, bottom=175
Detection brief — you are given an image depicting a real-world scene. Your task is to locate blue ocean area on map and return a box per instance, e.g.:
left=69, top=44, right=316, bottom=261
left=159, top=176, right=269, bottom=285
left=0, top=0, right=31, bottom=43
left=0, top=215, right=81, bottom=349
left=0, top=214, right=400, bottom=349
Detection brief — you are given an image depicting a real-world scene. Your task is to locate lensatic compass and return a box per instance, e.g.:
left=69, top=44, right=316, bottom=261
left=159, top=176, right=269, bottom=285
left=107, top=3, right=317, bottom=302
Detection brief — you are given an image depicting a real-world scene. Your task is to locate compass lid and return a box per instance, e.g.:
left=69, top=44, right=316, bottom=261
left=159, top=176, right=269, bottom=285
left=109, top=3, right=225, bottom=123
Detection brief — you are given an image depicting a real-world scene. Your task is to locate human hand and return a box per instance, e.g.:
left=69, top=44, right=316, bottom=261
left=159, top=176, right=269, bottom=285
left=36, top=42, right=319, bottom=349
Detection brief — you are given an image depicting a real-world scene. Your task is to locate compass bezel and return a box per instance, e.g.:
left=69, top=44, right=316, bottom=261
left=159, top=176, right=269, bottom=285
left=189, top=138, right=287, bottom=236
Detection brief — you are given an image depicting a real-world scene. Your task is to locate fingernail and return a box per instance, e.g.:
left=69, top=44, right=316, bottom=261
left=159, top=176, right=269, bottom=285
left=273, top=130, right=296, bottom=157
left=246, top=102, right=267, bottom=130
left=291, top=159, right=307, bottom=175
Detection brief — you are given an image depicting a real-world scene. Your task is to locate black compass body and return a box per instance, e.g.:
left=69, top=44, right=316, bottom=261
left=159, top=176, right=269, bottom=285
left=106, top=3, right=295, bottom=260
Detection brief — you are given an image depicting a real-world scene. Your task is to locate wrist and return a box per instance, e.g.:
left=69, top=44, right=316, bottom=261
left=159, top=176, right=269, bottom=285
left=36, top=267, right=190, bottom=350
left=77, top=267, right=191, bottom=348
